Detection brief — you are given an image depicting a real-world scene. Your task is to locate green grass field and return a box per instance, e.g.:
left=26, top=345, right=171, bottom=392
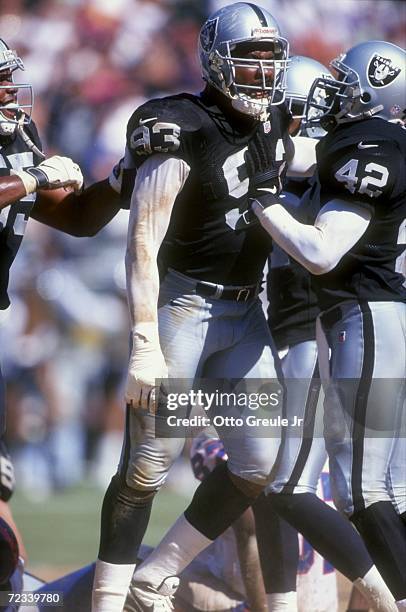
left=10, top=481, right=352, bottom=610
left=11, top=481, right=190, bottom=579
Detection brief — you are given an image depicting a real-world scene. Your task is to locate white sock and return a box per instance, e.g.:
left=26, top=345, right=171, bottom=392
left=133, top=514, right=211, bottom=587
left=267, top=591, right=298, bottom=611
left=91, top=559, right=136, bottom=612
left=396, top=599, right=406, bottom=610
left=353, top=565, right=397, bottom=612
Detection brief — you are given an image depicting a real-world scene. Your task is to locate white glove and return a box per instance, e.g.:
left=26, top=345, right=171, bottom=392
left=125, top=324, right=168, bottom=414
left=12, top=155, right=83, bottom=195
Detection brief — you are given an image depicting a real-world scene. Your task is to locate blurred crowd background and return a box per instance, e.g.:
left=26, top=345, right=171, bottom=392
left=0, top=0, right=405, bottom=501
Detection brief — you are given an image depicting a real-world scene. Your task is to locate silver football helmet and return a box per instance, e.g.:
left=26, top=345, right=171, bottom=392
left=0, top=39, right=33, bottom=137
left=306, top=40, right=406, bottom=129
left=285, top=55, right=332, bottom=138
left=198, top=2, right=289, bottom=121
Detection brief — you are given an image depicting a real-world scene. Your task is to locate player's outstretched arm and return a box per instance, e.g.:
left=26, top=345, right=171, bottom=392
left=31, top=153, right=136, bottom=235
left=0, top=175, right=27, bottom=210
left=12, top=155, right=83, bottom=193
left=0, top=155, right=82, bottom=211
left=125, top=153, right=190, bottom=411
left=252, top=196, right=371, bottom=274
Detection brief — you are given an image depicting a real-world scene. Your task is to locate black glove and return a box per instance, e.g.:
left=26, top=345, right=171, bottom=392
left=245, top=131, right=280, bottom=187
left=245, top=131, right=281, bottom=208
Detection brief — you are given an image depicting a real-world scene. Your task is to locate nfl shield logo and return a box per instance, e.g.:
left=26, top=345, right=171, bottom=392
left=338, top=331, right=346, bottom=343
left=367, top=54, right=401, bottom=88
left=200, top=18, right=218, bottom=53
left=263, top=120, right=271, bottom=133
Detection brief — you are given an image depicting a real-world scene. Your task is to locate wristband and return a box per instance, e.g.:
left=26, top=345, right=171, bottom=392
left=23, top=166, right=50, bottom=188
left=10, top=169, right=38, bottom=195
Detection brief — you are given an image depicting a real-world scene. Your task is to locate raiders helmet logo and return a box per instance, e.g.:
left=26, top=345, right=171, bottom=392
left=367, top=54, right=401, bottom=88
left=200, top=18, right=218, bottom=53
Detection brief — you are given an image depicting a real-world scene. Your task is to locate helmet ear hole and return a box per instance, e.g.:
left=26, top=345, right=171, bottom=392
left=361, top=92, right=371, bottom=103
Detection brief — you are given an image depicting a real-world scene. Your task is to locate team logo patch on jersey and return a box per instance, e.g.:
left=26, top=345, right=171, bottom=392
left=200, top=18, right=218, bottom=52
left=263, top=120, right=271, bottom=133
left=367, top=54, right=401, bottom=88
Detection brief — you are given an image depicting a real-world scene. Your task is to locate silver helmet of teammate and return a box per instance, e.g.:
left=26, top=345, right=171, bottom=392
left=306, top=40, right=406, bottom=130
left=0, top=39, right=33, bottom=137
left=285, top=55, right=332, bottom=138
left=198, top=2, right=289, bottom=121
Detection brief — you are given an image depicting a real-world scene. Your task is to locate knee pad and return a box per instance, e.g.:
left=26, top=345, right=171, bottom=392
left=112, top=473, right=157, bottom=508
left=124, top=429, right=184, bottom=492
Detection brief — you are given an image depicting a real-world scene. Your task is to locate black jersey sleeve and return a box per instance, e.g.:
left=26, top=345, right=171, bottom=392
left=317, top=135, right=402, bottom=214
left=126, top=96, right=201, bottom=170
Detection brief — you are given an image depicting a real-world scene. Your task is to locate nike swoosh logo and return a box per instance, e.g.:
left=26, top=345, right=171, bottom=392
left=358, top=141, right=379, bottom=149
left=257, top=186, right=278, bottom=195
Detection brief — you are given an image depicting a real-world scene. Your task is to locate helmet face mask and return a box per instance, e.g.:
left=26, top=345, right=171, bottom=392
left=305, top=41, right=406, bottom=130
left=0, top=39, right=33, bottom=137
left=199, top=3, right=289, bottom=121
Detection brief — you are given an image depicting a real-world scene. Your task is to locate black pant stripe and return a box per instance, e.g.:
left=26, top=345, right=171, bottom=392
left=281, top=362, right=321, bottom=494
left=119, top=403, right=132, bottom=479
left=352, top=301, right=375, bottom=513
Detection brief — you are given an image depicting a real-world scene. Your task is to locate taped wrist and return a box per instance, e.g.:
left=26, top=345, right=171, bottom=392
left=23, top=166, right=50, bottom=189
left=10, top=169, right=38, bottom=195
left=132, top=322, right=160, bottom=346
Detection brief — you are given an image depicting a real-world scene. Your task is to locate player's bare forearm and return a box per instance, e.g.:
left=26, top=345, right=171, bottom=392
left=0, top=175, right=27, bottom=209
left=31, top=179, right=121, bottom=236
left=232, top=509, right=267, bottom=611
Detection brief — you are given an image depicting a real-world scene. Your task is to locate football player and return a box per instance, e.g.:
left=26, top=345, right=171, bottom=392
left=92, top=3, right=318, bottom=611
left=251, top=40, right=406, bottom=609
left=0, top=38, right=124, bottom=587
left=255, top=55, right=391, bottom=612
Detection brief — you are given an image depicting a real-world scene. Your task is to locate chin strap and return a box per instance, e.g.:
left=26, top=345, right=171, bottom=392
left=321, top=104, right=385, bottom=131
left=16, top=111, right=46, bottom=160
left=337, top=104, right=385, bottom=125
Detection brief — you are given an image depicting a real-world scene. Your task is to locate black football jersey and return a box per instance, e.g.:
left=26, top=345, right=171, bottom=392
left=0, top=122, right=43, bottom=309
left=126, top=92, right=292, bottom=285
left=312, top=118, right=406, bottom=310
left=267, top=177, right=320, bottom=350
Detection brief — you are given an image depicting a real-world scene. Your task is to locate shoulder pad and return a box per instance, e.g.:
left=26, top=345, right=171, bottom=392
left=126, top=95, right=202, bottom=159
